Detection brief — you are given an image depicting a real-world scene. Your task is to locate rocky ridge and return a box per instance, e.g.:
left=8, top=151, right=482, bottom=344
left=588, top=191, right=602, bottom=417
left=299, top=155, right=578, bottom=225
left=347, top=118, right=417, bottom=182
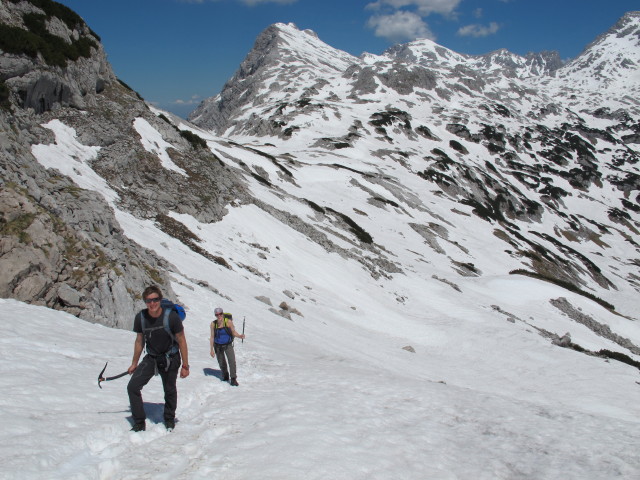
left=0, top=0, right=248, bottom=327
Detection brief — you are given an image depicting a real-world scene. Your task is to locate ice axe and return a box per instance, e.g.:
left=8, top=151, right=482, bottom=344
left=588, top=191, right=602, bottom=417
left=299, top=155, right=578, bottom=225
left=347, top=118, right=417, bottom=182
left=98, top=362, right=129, bottom=389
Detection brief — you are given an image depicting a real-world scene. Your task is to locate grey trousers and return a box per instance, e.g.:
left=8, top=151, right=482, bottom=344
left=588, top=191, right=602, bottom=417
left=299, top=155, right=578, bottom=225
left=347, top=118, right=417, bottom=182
left=214, top=343, right=237, bottom=379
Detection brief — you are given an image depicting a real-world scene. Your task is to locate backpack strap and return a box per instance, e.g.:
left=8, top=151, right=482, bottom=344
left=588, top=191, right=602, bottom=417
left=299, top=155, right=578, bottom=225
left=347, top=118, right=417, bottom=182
left=163, top=309, right=179, bottom=355
left=139, top=308, right=178, bottom=355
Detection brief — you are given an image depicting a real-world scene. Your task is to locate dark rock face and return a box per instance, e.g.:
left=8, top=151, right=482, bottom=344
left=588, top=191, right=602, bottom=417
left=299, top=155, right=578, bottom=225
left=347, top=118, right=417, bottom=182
left=21, top=74, right=73, bottom=113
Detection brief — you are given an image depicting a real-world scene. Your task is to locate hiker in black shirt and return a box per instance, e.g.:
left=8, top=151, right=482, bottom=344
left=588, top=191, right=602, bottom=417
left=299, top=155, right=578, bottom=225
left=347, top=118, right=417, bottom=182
left=127, top=286, right=189, bottom=432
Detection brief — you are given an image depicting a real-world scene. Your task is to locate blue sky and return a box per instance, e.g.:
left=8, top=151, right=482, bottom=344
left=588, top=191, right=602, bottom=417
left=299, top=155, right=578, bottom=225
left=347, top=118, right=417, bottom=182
left=55, top=0, right=638, bottom=118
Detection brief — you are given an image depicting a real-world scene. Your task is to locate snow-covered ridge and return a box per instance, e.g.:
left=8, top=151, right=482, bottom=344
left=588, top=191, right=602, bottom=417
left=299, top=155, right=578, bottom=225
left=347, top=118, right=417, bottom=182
left=190, top=14, right=640, bottom=144
left=558, top=11, right=640, bottom=89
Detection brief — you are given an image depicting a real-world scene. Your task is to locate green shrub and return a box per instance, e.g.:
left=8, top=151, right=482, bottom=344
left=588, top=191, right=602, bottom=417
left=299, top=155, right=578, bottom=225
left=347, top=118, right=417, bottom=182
left=0, top=80, right=11, bottom=111
left=0, top=10, right=97, bottom=68
left=179, top=129, right=207, bottom=150
left=598, top=349, right=640, bottom=370
left=305, top=199, right=325, bottom=213
left=328, top=208, right=373, bottom=244
left=117, top=79, right=144, bottom=100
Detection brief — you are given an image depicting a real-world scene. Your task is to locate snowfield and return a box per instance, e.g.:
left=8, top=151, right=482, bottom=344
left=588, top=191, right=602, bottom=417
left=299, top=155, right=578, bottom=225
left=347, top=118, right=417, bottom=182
left=2, top=266, right=640, bottom=480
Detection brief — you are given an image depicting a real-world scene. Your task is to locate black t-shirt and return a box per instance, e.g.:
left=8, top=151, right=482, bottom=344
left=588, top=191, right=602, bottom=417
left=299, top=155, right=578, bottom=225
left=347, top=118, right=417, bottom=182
left=133, top=308, right=184, bottom=355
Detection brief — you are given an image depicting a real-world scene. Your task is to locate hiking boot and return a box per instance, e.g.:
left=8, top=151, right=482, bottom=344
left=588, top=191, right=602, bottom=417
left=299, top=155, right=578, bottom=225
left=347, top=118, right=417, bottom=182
left=230, top=378, right=239, bottom=386
left=131, top=422, right=146, bottom=432
left=164, top=420, right=175, bottom=431
left=222, top=373, right=230, bottom=382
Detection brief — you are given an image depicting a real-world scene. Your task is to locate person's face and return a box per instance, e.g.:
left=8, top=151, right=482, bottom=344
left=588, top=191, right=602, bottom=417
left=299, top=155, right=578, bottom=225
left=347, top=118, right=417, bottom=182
left=215, top=312, right=223, bottom=321
left=144, top=294, right=162, bottom=316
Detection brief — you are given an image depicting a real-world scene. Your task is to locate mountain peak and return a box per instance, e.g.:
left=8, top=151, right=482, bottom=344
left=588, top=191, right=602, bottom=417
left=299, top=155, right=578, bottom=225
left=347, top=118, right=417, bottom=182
left=558, top=10, right=640, bottom=88
left=383, top=38, right=468, bottom=68
left=188, top=22, right=357, bottom=130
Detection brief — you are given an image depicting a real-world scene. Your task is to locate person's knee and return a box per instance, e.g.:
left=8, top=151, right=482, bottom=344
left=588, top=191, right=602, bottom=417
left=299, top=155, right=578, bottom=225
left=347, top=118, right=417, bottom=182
left=127, top=380, right=140, bottom=394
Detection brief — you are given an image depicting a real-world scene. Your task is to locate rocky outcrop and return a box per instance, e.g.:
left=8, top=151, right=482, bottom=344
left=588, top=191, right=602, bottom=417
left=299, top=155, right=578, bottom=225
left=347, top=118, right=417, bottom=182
left=0, top=0, right=247, bottom=327
left=0, top=109, right=172, bottom=328
left=0, top=0, right=115, bottom=112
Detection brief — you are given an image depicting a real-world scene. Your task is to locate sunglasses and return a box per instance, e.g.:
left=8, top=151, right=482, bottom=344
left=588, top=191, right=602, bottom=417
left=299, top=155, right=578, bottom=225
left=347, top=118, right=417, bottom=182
left=215, top=312, right=223, bottom=316
left=144, top=297, right=162, bottom=304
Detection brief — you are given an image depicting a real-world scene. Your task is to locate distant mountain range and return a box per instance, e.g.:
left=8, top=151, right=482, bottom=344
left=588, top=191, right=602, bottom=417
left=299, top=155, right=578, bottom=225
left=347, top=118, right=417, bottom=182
left=188, top=16, right=640, bottom=312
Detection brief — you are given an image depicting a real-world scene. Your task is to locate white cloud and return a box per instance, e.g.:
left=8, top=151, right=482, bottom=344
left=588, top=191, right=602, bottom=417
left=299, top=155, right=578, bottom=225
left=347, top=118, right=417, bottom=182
left=457, top=22, right=500, bottom=38
left=178, top=0, right=297, bottom=4
left=239, top=0, right=297, bottom=4
left=173, top=95, right=202, bottom=105
left=366, top=0, right=461, bottom=16
left=367, top=11, right=435, bottom=43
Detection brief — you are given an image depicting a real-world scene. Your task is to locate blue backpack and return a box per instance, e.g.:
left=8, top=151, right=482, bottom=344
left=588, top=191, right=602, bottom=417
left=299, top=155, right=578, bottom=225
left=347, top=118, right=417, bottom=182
left=160, top=299, right=186, bottom=321
left=213, top=313, right=234, bottom=345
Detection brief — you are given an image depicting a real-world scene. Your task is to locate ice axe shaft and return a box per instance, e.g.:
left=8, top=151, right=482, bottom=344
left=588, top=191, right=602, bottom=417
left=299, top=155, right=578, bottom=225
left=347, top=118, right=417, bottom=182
left=98, top=362, right=129, bottom=389
left=242, top=317, right=245, bottom=343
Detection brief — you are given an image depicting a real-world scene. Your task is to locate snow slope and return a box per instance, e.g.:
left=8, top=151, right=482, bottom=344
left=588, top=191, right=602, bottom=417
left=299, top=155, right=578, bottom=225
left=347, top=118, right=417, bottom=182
left=2, top=215, right=640, bottom=479
left=2, top=279, right=640, bottom=480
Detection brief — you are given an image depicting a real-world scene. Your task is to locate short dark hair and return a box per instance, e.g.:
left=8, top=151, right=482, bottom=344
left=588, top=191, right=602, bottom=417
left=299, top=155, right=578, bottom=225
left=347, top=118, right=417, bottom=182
left=142, top=285, right=163, bottom=301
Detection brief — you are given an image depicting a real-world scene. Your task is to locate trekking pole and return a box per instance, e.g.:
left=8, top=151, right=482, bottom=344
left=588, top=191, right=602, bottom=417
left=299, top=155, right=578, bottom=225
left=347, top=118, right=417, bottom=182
left=242, top=317, right=245, bottom=343
left=97, top=362, right=129, bottom=389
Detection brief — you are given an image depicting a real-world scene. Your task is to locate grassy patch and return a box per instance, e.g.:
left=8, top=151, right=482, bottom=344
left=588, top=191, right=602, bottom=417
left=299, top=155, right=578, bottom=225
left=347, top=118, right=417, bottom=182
left=144, top=265, right=163, bottom=285
left=0, top=80, right=11, bottom=111
left=0, top=213, right=36, bottom=243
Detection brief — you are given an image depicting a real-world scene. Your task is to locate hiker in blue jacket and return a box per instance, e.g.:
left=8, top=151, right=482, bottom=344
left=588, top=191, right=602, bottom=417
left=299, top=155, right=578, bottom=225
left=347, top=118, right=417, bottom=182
left=210, top=307, right=245, bottom=386
left=127, top=285, right=189, bottom=432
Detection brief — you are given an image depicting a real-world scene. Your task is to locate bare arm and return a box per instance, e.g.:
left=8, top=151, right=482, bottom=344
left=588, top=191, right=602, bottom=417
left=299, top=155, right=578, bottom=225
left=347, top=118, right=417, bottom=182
left=176, top=330, right=190, bottom=378
left=227, top=320, right=245, bottom=340
left=128, top=333, right=144, bottom=374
